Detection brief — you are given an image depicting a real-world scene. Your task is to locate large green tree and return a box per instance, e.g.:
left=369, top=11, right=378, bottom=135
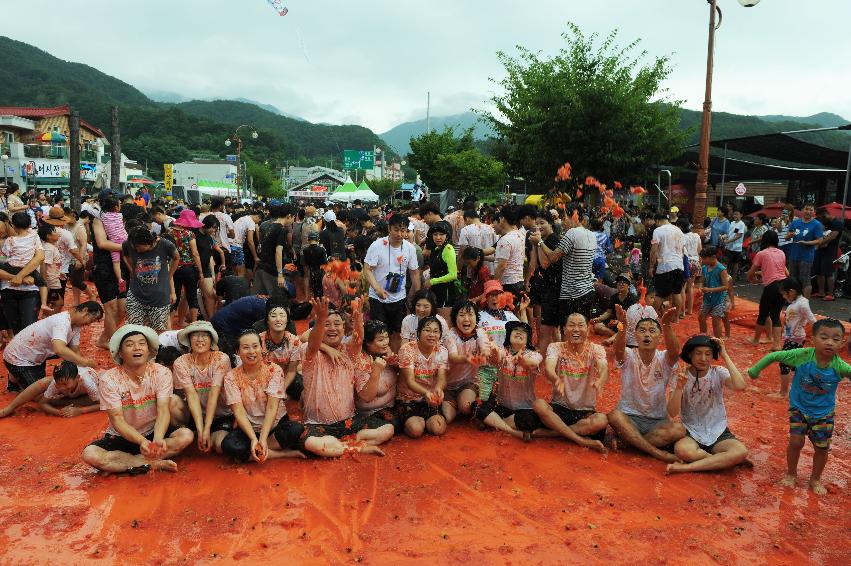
left=484, top=23, right=689, bottom=192
left=408, top=127, right=505, bottom=198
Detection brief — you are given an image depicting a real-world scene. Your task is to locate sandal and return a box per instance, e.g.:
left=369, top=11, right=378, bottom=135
left=823, top=295, right=835, bottom=302
left=127, top=464, right=151, bottom=476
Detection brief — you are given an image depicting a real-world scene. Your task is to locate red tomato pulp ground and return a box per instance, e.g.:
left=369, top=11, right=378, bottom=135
left=0, top=298, right=848, bottom=565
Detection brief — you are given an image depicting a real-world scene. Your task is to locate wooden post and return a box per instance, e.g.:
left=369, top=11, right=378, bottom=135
left=110, top=106, right=121, bottom=192
left=69, top=110, right=81, bottom=211
left=693, top=0, right=719, bottom=229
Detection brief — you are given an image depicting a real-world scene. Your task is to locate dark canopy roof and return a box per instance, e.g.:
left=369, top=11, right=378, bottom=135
left=702, top=131, right=850, bottom=169
left=674, top=150, right=846, bottom=182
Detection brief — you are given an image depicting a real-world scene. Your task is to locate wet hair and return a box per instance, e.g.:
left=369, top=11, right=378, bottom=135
left=363, top=320, right=390, bottom=347
left=202, top=215, right=220, bottom=231
left=761, top=230, right=779, bottom=249
left=498, top=205, right=518, bottom=227
left=451, top=299, right=480, bottom=327
left=462, top=246, right=484, bottom=272
left=563, top=312, right=588, bottom=328
left=635, top=317, right=661, bottom=331
left=155, top=346, right=182, bottom=368
left=11, top=211, right=31, bottom=229
left=416, top=315, right=443, bottom=338
left=237, top=328, right=262, bottom=346
left=779, top=277, right=802, bottom=295
left=388, top=213, right=409, bottom=229
left=463, top=209, right=479, bottom=220
left=101, top=196, right=120, bottom=212
left=411, top=289, right=437, bottom=313
left=119, top=331, right=146, bottom=350
left=129, top=226, right=156, bottom=246
left=74, top=301, right=104, bottom=318
left=504, top=322, right=534, bottom=350
left=419, top=202, right=441, bottom=218
left=210, top=197, right=225, bottom=210
left=812, top=318, right=845, bottom=337
left=265, top=297, right=290, bottom=318
left=37, top=223, right=56, bottom=241
left=516, top=204, right=537, bottom=222
left=677, top=218, right=690, bottom=234
left=53, top=360, right=79, bottom=381
left=700, top=245, right=718, bottom=258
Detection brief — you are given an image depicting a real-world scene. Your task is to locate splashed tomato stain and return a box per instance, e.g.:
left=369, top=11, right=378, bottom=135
left=0, top=301, right=848, bottom=564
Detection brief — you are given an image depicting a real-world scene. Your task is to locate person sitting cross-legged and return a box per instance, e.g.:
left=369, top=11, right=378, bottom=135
left=81, top=325, right=194, bottom=475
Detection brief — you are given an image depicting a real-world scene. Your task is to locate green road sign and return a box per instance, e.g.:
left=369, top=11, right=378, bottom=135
left=343, top=150, right=375, bottom=170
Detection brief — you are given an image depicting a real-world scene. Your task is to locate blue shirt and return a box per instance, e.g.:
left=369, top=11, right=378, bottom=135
left=787, top=218, right=824, bottom=263
left=701, top=263, right=727, bottom=307
left=709, top=218, right=729, bottom=247
left=210, top=295, right=267, bottom=337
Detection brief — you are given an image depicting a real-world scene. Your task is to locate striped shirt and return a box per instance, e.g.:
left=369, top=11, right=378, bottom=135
left=558, top=227, right=596, bottom=299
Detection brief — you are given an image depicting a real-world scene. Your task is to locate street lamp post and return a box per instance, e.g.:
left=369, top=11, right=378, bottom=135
left=224, top=125, right=258, bottom=203
left=0, top=154, right=9, bottom=186
left=693, top=0, right=761, bottom=228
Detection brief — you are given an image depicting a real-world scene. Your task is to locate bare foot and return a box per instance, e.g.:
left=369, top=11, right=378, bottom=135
left=809, top=480, right=827, bottom=495
left=151, top=459, right=179, bottom=472
left=359, top=445, right=385, bottom=457
left=665, top=462, right=688, bottom=474
left=656, top=451, right=680, bottom=464
left=759, top=338, right=771, bottom=344
left=767, top=392, right=788, bottom=400
left=40, top=305, right=54, bottom=314
left=778, top=474, right=796, bottom=488
left=745, top=338, right=759, bottom=345
left=583, top=439, right=607, bottom=454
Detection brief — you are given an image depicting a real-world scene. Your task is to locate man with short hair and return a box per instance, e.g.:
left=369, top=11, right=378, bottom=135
left=708, top=209, right=729, bottom=247
left=493, top=206, right=526, bottom=301
left=3, top=302, right=102, bottom=391
left=813, top=209, right=843, bottom=301
left=649, top=212, right=685, bottom=316
left=210, top=197, right=236, bottom=268
left=0, top=360, right=100, bottom=418
left=419, top=202, right=452, bottom=257
left=458, top=209, right=497, bottom=272
left=82, top=325, right=193, bottom=474
left=786, top=204, right=823, bottom=298
left=253, top=203, right=296, bottom=298
left=722, top=209, right=747, bottom=281
left=363, top=214, right=420, bottom=352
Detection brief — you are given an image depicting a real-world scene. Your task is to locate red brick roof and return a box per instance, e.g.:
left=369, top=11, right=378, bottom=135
left=0, top=104, right=106, bottom=138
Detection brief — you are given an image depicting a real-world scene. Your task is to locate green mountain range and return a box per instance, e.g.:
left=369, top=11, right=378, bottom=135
left=1, top=34, right=846, bottom=183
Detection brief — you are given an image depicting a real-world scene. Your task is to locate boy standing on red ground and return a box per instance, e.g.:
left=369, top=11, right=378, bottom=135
left=748, top=318, right=851, bottom=495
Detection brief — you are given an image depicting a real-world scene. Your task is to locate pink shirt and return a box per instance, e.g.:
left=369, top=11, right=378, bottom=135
left=354, top=351, right=399, bottom=414
left=396, top=342, right=449, bottom=402
left=42, top=241, right=63, bottom=289
left=545, top=342, right=606, bottom=410
left=495, top=347, right=543, bottom=410
left=98, top=363, right=173, bottom=436
left=172, top=351, right=232, bottom=417
left=297, top=340, right=369, bottom=425
left=752, top=247, right=787, bottom=286
left=261, top=331, right=301, bottom=368
left=223, top=363, right=287, bottom=431
left=443, top=328, right=492, bottom=389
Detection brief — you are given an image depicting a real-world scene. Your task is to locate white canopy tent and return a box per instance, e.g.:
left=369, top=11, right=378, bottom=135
left=329, top=176, right=359, bottom=203
left=351, top=180, right=379, bottom=202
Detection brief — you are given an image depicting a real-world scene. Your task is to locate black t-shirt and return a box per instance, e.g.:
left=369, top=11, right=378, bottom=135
left=302, top=243, right=327, bottom=269
left=258, top=222, right=291, bottom=275
left=536, top=233, right=562, bottom=286
left=822, top=218, right=844, bottom=255
left=609, top=290, right=637, bottom=313
left=121, top=203, right=145, bottom=223
left=216, top=275, right=250, bottom=303
left=195, top=233, right=216, bottom=277
left=320, top=226, right=347, bottom=260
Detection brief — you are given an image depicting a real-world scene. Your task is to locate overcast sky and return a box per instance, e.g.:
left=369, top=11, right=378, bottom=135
left=6, top=0, right=851, bottom=133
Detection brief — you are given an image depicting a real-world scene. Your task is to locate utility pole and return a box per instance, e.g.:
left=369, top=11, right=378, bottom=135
left=110, top=106, right=121, bottom=192
left=693, top=0, right=719, bottom=228
left=426, top=92, right=431, bottom=133
left=69, top=111, right=81, bottom=210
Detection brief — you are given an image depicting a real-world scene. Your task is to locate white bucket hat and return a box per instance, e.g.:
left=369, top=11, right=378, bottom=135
left=177, top=321, right=219, bottom=350
left=109, top=325, right=160, bottom=365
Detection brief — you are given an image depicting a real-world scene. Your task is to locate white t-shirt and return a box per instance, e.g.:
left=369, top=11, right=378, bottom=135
left=43, top=367, right=100, bottom=401
left=784, top=296, right=816, bottom=342
left=1, top=231, right=44, bottom=291
left=683, top=232, right=701, bottom=262
left=157, top=330, right=186, bottom=352
left=478, top=310, right=519, bottom=350
left=725, top=221, right=747, bottom=252
left=233, top=215, right=256, bottom=248
left=494, top=229, right=525, bottom=285
left=680, top=365, right=731, bottom=446
left=365, top=237, right=419, bottom=304
left=616, top=349, right=676, bottom=419
left=458, top=222, right=497, bottom=269
left=652, top=223, right=685, bottom=274
left=443, top=327, right=492, bottom=389
left=55, top=227, right=79, bottom=273
left=3, top=312, right=81, bottom=366
left=400, top=313, right=450, bottom=344
left=214, top=211, right=235, bottom=248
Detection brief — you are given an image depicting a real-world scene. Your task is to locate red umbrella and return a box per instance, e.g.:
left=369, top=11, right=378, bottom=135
left=127, top=176, right=156, bottom=185
left=819, top=201, right=851, bottom=220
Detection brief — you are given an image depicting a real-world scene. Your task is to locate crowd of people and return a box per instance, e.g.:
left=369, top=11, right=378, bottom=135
left=0, top=184, right=848, bottom=495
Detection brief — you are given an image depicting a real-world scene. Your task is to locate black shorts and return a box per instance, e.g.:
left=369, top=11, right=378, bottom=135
left=47, top=288, right=63, bottom=304
left=558, top=289, right=595, bottom=324
left=369, top=297, right=407, bottom=334
left=69, top=265, right=87, bottom=291
left=654, top=269, right=684, bottom=297
left=361, top=406, right=404, bottom=433
left=816, top=249, right=837, bottom=278
left=93, top=263, right=125, bottom=304
left=301, top=413, right=388, bottom=444
left=398, top=400, right=443, bottom=422
left=181, top=413, right=234, bottom=434
left=88, top=432, right=157, bottom=455
left=689, top=428, right=737, bottom=453
left=539, top=289, right=562, bottom=327
left=4, top=360, right=47, bottom=389
left=725, top=250, right=742, bottom=266
left=472, top=400, right=541, bottom=432
left=550, top=404, right=595, bottom=426
left=431, top=283, right=457, bottom=309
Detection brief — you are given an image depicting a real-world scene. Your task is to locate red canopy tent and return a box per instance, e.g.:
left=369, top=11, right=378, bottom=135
left=746, top=202, right=801, bottom=219
left=819, top=201, right=851, bottom=220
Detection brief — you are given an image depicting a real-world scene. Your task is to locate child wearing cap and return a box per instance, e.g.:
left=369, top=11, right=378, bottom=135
left=747, top=318, right=851, bottom=495
left=665, top=335, right=749, bottom=474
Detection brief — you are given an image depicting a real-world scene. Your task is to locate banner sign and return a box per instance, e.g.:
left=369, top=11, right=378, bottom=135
left=164, top=164, right=173, bottom=192
left=23, top=159, right=98, bottom=181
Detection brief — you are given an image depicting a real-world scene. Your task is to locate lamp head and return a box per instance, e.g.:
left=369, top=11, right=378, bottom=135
left=224, top=139, right=232, bottom=147
left=251, top=131, right=259, bottom=140
left=738, top=0, right=760, bottom=6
